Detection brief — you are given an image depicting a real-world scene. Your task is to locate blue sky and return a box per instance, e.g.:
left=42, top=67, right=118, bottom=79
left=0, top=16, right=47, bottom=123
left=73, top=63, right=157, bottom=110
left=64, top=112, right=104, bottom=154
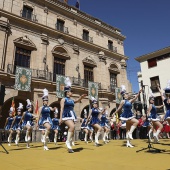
left=67, top=0, right=170, bottom=92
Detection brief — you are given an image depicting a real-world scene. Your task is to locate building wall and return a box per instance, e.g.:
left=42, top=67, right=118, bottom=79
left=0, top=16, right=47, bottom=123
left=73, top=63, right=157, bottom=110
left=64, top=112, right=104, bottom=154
left=0, top=0, right=131, bottom=128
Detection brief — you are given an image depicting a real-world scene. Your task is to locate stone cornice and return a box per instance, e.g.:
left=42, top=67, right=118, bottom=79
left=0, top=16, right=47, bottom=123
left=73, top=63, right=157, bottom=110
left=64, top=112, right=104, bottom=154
left=44, top=0, right=126, bottom=40
left=0, top=19, right=10, bottom=33
left=0, top=9, right=128, bottom=60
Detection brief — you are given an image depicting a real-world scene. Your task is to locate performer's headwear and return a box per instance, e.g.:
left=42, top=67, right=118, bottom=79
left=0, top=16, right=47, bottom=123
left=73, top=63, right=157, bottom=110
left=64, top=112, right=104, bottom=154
left=84, top=109, right=87, bottom=116
left=17, top=103, right=23, bottom=112
left=120, top=85, right=126, bottom=96
left=164, top=80, right=170, bottom=94
left=149, top=89, right=154, bottom=101
left=26, top=99, right=32, bottom=109
left=91, top=96, right=97, bottom=104
left=54, top=108, right=58, bottom=114
left=42, top=88, right=49, bottom=101
left=9, top=107, right=14, bottom=114
left=64, top=77, right=72, bottom=92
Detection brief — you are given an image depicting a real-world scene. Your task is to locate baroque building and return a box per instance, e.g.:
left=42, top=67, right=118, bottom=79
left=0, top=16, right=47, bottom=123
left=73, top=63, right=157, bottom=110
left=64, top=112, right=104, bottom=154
left=0, top=0, right=131, bottom=128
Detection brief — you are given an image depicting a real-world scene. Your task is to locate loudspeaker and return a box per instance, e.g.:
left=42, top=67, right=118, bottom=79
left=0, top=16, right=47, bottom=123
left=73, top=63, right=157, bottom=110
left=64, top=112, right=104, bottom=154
left=0, top=84, right=5, bottom=105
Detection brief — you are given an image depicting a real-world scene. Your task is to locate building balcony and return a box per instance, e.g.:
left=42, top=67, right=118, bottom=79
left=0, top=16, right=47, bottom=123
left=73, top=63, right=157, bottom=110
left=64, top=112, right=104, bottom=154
left=82, top=35, right=93, bottom=43
left=108, top=45, right=117, bottom=53
left=55, top=24, right=69, bottom=34
left=20, top=10, right=37, bottom=22
left=7, top=64, right=101, bottom=89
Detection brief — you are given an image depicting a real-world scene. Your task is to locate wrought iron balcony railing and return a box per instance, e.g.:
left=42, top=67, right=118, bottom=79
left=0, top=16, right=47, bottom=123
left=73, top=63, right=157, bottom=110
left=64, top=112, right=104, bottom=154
left=82, top=35, right=93, bottom=43
left=108, top=45, right=117, bottom=52
left=7, top=64, right=101, bottom=89
left=20, top=10, right=37, bottom=22
left=55, top=24, right=69, bottom=34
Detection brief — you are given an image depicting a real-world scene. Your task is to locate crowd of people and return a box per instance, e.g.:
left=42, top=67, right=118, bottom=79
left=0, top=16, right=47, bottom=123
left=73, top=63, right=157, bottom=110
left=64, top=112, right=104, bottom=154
left=3, top=79, right=170, bottom=153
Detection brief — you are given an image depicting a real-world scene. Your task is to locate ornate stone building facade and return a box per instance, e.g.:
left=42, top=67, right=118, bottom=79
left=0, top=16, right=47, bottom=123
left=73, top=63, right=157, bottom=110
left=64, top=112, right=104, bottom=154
left=0, top=0, right=131, bottom=128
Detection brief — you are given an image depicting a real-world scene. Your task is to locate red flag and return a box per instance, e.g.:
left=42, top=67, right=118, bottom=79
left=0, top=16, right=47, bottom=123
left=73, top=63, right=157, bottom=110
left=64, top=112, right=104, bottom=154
left=11, top=97, right=16, bottom=116
left=35, top=99, right=39, bottom=115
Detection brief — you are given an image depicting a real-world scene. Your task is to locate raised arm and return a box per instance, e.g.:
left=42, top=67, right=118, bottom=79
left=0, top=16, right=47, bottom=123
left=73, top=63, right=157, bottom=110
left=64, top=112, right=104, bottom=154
left=11, top=116, right=16, bottom=128
left=112, top=100, right=125, bottom=116
left=155, top=105, right=164, bottom=109
left=85, top=109, right=92, bottom=125
left=4, top=118, right=8, bottom=129
left=147, top=104, right=153, bottom=116
left=19, top=112, right=25, bottom=124
left=59, top=98, right=65, bottom=124
left=130, top=89, right=142, bottom=103
left=157, top=84, right=165, bottom=101
left=74, top=94, right=87, bottom=103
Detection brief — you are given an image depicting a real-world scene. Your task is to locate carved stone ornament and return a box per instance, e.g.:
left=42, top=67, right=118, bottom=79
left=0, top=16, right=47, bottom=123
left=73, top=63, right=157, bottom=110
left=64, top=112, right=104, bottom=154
left=83, top=56, right=97, bottom=67
left=44, top=7, right=48, bottom=14
left=14, top=36, right=37, bottom=50
left=58, top=38, right=65, bottom=45
left=41, top=33, right=49, bottom=45
left=120, top=59, right=127, bottom=68
left=73, top=44, right=79, bottom=54
left=98, top=51, right=107, bottom=64
left=0, top=18, right=11, bottom=33
left=73, top=19, right=77, bottom=26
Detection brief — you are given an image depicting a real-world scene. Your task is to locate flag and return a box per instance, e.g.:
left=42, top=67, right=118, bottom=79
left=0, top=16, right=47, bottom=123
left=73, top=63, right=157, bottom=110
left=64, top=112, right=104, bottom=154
left=75, top=0, right=80, bottom=9
left=35, top=99, right=39, bottom=115
left=11, top=97, right=16, bottom=116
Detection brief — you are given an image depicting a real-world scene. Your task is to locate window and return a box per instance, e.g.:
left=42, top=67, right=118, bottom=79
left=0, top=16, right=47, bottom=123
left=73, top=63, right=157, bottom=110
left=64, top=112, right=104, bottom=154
left=154, top=96, right=164, bottom=113
left=148, top=58, right=157, bottom=68
left=53, top=57, right=65, bottom=82
left=110, top=73, right=117, bottom=92
left=22, top=6, right=33, bottom=20
left=84, top=65, right=93, bottom=87
left=56, top=19, right=65, bottom=32
left=14, top=47, right=31, bottom=69
left=83, top=30, right=89, bottom=41
left=108, top=40, right=113, bottom=51
left=150, top=76, right=160, bottom=93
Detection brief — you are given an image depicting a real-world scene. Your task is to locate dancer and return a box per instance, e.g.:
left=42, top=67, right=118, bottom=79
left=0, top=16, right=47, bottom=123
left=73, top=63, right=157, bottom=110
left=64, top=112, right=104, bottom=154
left=37, top=89, right=56, bottom=150
left=112, top=85, right=142, bottom=148
left=4, top=107, right=14, bottom=146
left=81, top=109, right=90, bottom=143
left=59, top=77, right=86, bottom=153
left=86, top=97, right=105, bottom=146
left=52, top=108, right=60, bottom=145
left=20, top=99, right=36, bottom=148
left=11, top=103, right=23, bottom=146
left=157, top=81, right=170, bottom=125
left=148, top=94, right=164, bottom=143
left=100, top=108, right=110, bottom=144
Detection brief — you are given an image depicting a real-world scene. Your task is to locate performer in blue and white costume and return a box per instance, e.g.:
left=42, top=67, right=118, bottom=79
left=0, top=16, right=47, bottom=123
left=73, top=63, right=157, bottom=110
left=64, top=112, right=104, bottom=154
left=21, top=99, right=37, bottom=148
left=60, top=77, right=86, bottom=153
left=113, top=85, right=141, bottom=148
left=52, top=108, right=60, bottom=145
left=37, top=88, right=56, bottom=151
left=80, top=109, right=91, bottom=143
left=100, top=108, right=110, bottom=144
left=148, top=92, right=164, bottom=143
left=158, top=81, right=170, bottom=125
left=86, top=97, right=105, bottom=146
left=11, top=103, right=23, bottom=146
left=4, top=107, right=14, bottom=146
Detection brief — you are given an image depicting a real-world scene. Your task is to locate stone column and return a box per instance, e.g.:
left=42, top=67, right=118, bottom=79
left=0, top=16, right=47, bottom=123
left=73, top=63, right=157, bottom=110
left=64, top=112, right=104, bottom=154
left=0, top=17, right=10, bottom=71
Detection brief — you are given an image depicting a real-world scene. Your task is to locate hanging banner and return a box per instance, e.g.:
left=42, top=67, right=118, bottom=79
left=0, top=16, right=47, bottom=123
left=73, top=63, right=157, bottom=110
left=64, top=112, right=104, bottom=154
left=15, top=66, right=32, bottom=91
left=56, top=75, right=66, bottom=98
left=115, top=87, right=122, bottom=104
left=88, top=81, right=98, bottom=100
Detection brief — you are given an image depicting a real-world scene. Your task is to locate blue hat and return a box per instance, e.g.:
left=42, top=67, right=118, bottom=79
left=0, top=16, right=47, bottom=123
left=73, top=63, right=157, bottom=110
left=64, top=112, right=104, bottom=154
left=42, top=89, right=49, bottom=101
left=17, top=103, right=23, bottom=112
left=64, top=86, right=71, bottom=92
left=164, top=80, right=170, bottom=94
left=121, top=85, right=126, bottom=96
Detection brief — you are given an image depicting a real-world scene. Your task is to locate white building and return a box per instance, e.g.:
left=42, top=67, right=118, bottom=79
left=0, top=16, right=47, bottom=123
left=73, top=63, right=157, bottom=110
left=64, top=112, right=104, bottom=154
left=135, top=46, right=170, bottom=113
